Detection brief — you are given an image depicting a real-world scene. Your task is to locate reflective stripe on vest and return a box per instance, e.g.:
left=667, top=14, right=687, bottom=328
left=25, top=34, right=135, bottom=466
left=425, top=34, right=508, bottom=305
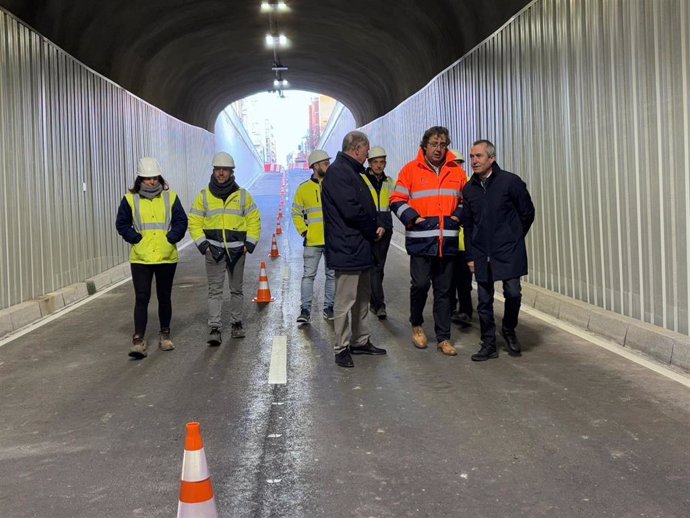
left=361, top=174, right=393, bottom=211
left=406, top=229, right=460, bottom=239
left=292, top=180, right=325, bottom=246
left=132, top=191, right=171, bottom=232
left=126, top=191, right=178, bottom=264
left=409, top=188, right=460, bottom=200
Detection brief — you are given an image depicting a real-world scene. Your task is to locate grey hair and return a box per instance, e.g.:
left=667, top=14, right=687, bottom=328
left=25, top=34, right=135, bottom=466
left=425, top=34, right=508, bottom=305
left=342, top=131, right=369, bottom=152
left=472, top=139, right=496, bottom=158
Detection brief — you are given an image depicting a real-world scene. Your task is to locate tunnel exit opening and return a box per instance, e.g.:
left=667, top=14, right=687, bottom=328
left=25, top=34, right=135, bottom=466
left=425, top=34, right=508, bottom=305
left=216, top=91, right=344, bottom=171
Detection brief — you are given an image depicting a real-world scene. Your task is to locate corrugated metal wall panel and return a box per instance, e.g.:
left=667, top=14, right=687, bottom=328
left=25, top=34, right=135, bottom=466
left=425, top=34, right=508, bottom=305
left=0, top=10, right=226, bottom=311
left=322, top=0, right=690, bottom=335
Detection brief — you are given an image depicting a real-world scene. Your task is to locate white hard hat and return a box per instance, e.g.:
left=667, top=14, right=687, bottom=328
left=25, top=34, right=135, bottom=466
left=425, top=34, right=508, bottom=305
left=212, top=152, right=236, bottom=168
left=308, top=149, right=331, bottom=168
left=368, top=146, right=387, bottom=160
left=449, top=149, right=465, bottom=163
left=137, top=157, right=163, bottom=178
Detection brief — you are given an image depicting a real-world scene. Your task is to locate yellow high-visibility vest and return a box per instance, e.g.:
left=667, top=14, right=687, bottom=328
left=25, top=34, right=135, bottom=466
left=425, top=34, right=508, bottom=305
left=188, top=188, right=261, bottom=252
left=291, top=178, right=325, bottom=247
left=125, top=191, right=179, bottom=264
left=360, top=173, right=394, bottom=213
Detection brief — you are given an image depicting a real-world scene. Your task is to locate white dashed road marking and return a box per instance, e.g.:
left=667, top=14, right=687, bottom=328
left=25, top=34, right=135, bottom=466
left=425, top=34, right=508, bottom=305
left=268, top=335, right=287, bottom=384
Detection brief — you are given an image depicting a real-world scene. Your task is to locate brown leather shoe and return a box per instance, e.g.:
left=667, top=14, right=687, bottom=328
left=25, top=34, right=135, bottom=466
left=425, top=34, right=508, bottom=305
left=437, top=340, right=457, bottom=356
left=412, top=326, right=428, bottom=349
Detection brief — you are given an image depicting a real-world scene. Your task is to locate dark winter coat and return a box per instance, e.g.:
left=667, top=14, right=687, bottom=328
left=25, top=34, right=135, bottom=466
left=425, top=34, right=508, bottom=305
left=461, top=162, right=535, bottom=282
left=321, top=152, right=378, bottom=271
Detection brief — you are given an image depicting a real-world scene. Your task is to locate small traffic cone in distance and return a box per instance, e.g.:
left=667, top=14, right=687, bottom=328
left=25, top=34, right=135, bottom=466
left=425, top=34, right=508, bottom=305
left=277, top=208, right=283, bottom=219
left=275, top=221, right=283, bottom=235
left=269, top=234, right=280, bottom=258
left=177, top=422, right=218, bottom=518
left=252, top=262, right=275, bottom=302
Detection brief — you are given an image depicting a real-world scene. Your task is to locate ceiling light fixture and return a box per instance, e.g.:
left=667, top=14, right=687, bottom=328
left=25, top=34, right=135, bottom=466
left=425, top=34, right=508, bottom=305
left=265, top=33, right=289, bottom=48
left=260, top=1, right=289, bottom=13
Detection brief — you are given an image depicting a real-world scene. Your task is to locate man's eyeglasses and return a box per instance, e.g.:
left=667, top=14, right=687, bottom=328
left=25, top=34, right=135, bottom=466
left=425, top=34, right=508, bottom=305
left=427, top=142, right=448, bottom=150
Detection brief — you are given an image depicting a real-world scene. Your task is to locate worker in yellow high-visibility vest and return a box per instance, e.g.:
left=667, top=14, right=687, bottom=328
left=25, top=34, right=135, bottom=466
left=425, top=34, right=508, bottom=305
left=188, top=152, right=261, bottom=345
left=292, top=149, right=335, bottom=324
left=448, top=149, right=473, bottom=328
left=115, top=157, right=188, bottom=359
left=361, top=146, right=395, bottom=320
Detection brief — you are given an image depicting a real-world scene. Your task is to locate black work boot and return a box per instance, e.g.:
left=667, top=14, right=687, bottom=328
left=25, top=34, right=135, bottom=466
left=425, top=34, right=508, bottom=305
left=500, top=329, right=522, bottom=357
left=471, top=342, right=498, bottom=362
left=231, top=321, right=245, bottom=339
left=335, top=348, right=354, bottom=368
left=208, top=327, right=222, bottom=346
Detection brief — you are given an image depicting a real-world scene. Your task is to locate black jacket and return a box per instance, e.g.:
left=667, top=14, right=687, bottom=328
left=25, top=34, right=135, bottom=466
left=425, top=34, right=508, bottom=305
left=322, top=152, right=378, bottom=271
left=461, top=162, right=535, bottom=282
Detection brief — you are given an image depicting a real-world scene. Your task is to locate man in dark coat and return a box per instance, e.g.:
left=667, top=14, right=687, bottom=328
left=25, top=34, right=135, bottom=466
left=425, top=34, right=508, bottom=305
left=462, top=140, right=535, bottom=361
left=322, top=130, right=386, bottom=368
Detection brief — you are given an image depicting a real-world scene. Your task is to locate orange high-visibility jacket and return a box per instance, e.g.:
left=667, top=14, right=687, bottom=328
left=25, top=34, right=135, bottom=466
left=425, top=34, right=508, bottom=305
left=389, top=149, right=467, bottom=257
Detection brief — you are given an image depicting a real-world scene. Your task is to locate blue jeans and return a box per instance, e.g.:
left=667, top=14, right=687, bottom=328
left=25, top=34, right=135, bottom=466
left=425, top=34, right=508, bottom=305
left=300, top=246, right=335, bottom=312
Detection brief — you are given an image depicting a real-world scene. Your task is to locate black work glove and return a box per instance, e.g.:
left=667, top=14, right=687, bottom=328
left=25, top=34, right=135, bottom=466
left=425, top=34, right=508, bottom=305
left=197, top=241, right=210, bottom=255
left=245, top=242, right=256, bottom=254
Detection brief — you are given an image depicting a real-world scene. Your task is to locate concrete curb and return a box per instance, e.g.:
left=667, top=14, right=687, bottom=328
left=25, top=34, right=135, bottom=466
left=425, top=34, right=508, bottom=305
left=0, top=264, right=131, bottom=340
left=0, top=239, right=193, bottom=340
left=85, top=263, right=130, bottom=295
left=522, top=283, right=690, bottom=372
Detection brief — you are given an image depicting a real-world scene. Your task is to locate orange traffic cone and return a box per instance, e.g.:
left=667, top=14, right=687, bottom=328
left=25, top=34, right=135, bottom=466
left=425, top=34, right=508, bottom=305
left=275, top=220, right=283, bottom=235
left=269, top=234, right=280, bottom=258
left=252, top=262, right=275, bottom=303
left=277, top=208, right=283, bottom=219
left=177, top=422, right=218, bottom=518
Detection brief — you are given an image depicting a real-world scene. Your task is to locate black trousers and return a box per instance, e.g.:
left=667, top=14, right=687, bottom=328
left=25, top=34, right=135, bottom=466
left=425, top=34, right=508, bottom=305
left=410, top=255, right=454, bottom=343
left=131, top=262, right=178, bottom=336
left=450, top=251, right=473, bottom=317
left=477, top=263, right=521, bottom=347
left=370, top=232, right=392, bottom=310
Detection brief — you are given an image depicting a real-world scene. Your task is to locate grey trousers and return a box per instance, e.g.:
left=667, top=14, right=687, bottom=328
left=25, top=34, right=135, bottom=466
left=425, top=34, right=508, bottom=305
left=333, top=270, right=371, bottom=353
left=205, top=252, right=245, bottom=328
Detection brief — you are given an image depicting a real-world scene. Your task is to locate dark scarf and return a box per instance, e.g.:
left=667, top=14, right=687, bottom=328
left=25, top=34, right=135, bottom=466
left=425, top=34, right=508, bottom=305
left=208, top=174, right=238, bottom=200
left=138, top=184, right=163, bottom=199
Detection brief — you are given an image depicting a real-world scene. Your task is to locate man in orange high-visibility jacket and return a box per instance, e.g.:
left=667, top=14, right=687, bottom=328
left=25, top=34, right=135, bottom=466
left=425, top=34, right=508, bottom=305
left=389, top=126, right=467, bottom=357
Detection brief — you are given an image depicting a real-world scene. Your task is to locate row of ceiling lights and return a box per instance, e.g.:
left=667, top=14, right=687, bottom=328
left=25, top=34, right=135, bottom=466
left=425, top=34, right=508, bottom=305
left=260, top=2, right=290, bottom=97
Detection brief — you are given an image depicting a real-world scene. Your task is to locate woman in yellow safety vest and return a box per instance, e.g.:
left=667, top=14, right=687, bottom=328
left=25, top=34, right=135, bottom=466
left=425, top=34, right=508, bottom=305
left=115, top=157, right=188, bottom=359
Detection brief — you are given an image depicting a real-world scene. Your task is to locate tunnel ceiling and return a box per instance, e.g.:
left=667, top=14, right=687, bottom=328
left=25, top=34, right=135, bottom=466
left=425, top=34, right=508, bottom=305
left=1, top=0, right=532, bottom=131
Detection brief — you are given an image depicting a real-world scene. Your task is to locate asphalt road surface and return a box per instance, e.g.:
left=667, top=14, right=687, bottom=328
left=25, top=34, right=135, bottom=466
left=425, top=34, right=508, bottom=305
left=1, top=171, right=689, bottom=518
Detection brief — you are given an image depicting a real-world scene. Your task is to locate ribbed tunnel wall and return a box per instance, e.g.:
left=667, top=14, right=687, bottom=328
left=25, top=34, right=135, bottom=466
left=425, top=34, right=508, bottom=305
left=323, top=0, right=690, bottom=335
left=0, top=10, right=262, bottom=311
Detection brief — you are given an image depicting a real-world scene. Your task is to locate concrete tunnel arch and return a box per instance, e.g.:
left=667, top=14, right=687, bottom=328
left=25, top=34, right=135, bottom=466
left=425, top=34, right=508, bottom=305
left=0, top=0, right=532, bottom=130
